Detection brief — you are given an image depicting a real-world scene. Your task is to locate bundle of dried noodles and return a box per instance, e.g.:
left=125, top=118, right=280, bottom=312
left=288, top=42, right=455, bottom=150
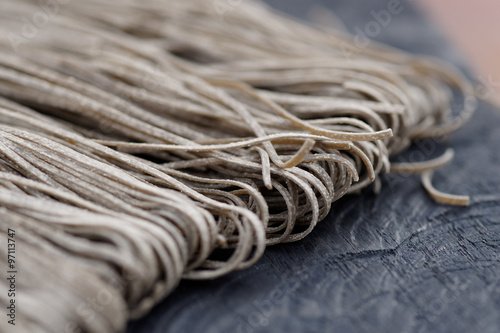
left=0, top=0, right=475, bottom=332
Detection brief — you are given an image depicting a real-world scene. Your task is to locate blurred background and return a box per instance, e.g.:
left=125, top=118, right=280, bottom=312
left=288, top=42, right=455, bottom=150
left=419, top=0, right=500, bottom=102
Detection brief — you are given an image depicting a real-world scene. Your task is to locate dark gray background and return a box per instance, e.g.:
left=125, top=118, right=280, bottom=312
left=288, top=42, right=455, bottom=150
left=127, top=1, right=500, bottom=332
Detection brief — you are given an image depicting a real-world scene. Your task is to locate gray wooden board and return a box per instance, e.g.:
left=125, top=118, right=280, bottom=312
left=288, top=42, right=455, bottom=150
left=127, top=1, right=500, bottom=332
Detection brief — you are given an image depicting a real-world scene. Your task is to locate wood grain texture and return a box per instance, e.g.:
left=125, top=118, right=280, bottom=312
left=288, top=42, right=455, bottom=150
left=127, top=1, right=500, bottom=332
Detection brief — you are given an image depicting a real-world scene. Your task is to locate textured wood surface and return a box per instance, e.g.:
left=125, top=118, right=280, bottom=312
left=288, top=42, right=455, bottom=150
left=127, top=1, right=500, bottom=332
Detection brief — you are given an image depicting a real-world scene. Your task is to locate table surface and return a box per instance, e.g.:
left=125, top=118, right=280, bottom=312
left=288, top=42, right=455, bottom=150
left=127, top=1, right=500, bottom=332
